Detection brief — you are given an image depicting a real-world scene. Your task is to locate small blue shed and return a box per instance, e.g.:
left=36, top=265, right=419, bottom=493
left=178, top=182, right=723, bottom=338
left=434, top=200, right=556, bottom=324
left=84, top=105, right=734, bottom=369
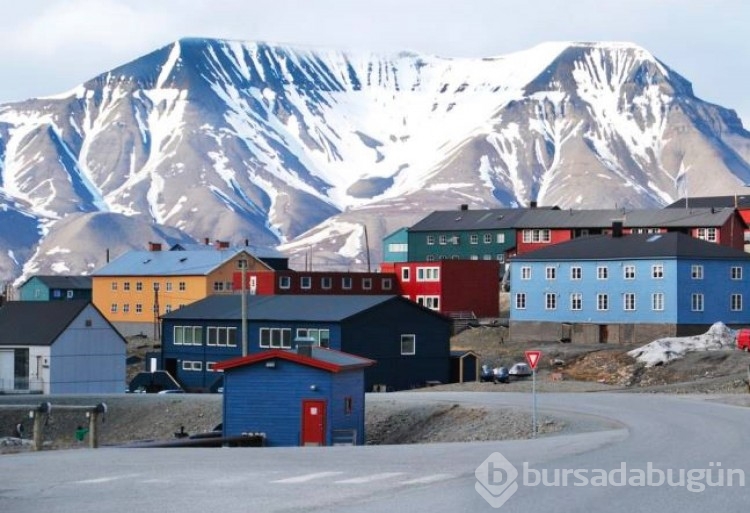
left=214, top=346, right=375, bottom=447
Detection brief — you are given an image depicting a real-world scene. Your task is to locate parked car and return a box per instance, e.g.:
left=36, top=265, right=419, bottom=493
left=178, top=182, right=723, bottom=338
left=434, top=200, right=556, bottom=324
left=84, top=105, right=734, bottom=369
left=737, top=329, right=750, bottom=351
left=480, top=365, right=510, bottom=384
left=509, top=362, right=532, bottom=377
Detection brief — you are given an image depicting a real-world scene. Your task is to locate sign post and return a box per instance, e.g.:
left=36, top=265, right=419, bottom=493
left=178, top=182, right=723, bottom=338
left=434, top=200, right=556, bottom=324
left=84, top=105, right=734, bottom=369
left=524, top=350, right=542, bottom=438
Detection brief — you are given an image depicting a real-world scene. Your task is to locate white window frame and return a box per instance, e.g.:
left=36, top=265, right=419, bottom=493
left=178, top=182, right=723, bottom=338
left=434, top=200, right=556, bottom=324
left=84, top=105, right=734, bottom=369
left=597, top=293, right=609, bottom=311
left=731, top=266, right=743, bottom=280
left=597, top=266, right=609, bottom=280
left=496, top=233, right=505, bottom=244
left=362, top=277, right=372, bottom=290
left=651, top=293, right=664, bottom=311
left=470, top=234, right=479, bottom=245
left=570, top=266, right=582, bottom=280
left=570, top=293, right=582, bottom=311
left=545, top=266, right=556, bottom=280
left=321, top=277, right=332, bottom=290
left=521, top=266, right=532, bottom=280
left=623, top=293, right=636, bottom=311
left=300, top=276, right=312, bottom=290
left=697, top=227, right=717, bottom=242
left=259, top=327, right=292, bottom=349
left=416, top=295, right=440, bottom=310
left=691, top=293, right=704, bottom=312
left=483, top=233, right=492, bottom=244
left=545, top=293, right=557, bottom=310
left=624, top=265, right=636, bottom=280
left=731, top=294, right=743, bottom=311
left=691, top=265, right=704, bottom=280
left=426, top=235, right=435, bottom=245
left=401, top=267, right=410, bottom=281
left=382, top=278, right=392, bottom=290
left=279, top=276, right=291, bottom=289
left=342, top=277, right=352, bottom=290
left=515, top=293, right=526, bottom=310
left=652, top=264, right=664, bottom=279
left=400, top=334, right=416, bottom=355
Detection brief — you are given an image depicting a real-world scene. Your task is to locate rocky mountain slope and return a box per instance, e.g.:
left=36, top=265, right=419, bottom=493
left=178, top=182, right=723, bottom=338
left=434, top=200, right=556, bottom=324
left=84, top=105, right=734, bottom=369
left=1, top=38, right=749, bottom=283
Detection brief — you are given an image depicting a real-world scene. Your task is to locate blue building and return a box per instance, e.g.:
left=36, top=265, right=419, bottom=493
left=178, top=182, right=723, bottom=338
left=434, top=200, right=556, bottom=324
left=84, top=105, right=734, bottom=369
left=381, top=227, right=409, bottom=263
left=509, top=232, right=750, bottom=344
left=160, top=294, right=452, bottom=392
left=18, top=275, right=92, bottom=302
left=215, top=346, right=374, bottom=447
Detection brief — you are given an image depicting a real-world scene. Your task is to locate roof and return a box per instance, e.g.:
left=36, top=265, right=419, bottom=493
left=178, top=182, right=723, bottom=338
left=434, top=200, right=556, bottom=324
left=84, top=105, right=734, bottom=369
left=92, top=248, right=265, bottom=277
left=214, top=347, right=375, bottom=373
left=19, top=275, right=92, bottom=290
left=161, top=294, right=406, bottom=322
left=513, top=208, right=741, bottom=229
left=666, top=195, right=750, bottom=209
left=0, top=300, right=92, bottom=346
left=170, top=243, right=286, bottom=259
left=409, top=208, right=535, bottom=232
left=512, top=232, right=750, bottom=262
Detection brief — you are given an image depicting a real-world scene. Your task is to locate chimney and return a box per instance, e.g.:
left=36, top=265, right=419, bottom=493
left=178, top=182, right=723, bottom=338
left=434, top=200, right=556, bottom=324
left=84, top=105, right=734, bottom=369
left=148, top=242, right=162, bottom=251
left=204, top=237, right=210, bottom=245
left=612, top=220, right=624, bottom=238
left=296, top=341, right=313, bottom=358
left=460, top=204, right=469, bottom=211
left=530, top=201, right=538, bottom=209
left=245, top=238, right=249, bottom=247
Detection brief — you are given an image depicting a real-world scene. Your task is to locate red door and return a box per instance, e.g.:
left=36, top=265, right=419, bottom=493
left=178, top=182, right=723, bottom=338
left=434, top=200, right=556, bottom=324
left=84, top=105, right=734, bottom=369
left=301, top=400, right=326, bottom=446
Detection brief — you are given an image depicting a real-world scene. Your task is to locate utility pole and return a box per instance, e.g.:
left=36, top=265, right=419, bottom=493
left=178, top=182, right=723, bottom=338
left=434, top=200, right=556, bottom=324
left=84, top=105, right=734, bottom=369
left=241, top=260, right=248, bottom=357
left=153, top=284, right=160, bottom=341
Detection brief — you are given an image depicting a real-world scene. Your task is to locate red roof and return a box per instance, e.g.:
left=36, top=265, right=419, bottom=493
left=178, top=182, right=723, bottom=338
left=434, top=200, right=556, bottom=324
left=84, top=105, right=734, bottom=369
left=214, top=347, right=375, bottom=373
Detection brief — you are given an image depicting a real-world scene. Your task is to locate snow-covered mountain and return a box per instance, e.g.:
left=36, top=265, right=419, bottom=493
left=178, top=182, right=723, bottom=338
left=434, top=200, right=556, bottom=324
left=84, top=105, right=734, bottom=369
left=1, top=38, right=749, bottom=284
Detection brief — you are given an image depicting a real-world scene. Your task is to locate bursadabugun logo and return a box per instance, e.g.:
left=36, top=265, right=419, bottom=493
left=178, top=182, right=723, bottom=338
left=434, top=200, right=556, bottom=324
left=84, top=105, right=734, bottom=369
left=474, top=452, right=519, bottom=509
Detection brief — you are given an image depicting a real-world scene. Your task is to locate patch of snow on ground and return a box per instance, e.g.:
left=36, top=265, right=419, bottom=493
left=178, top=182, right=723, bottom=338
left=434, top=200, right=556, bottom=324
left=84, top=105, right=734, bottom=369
left=627, top=322, right=736, bottom=367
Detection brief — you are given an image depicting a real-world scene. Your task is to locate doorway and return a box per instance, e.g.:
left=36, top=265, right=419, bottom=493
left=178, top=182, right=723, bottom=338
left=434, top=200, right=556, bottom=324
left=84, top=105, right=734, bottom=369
left=301, top=399, right=326, bottom=446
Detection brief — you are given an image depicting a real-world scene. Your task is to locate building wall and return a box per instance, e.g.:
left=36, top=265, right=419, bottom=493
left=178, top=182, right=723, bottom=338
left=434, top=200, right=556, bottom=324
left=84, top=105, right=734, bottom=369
left=407, top=229, right=515, bottom=262
left=675, top=259, right=750, bottom=324
left=382, top=228, right=409, bottom=263
left=234, top=271, right=400, bottom=296
left=222, top=362, right=365, bottom=447
left=509, top=320, right=679, bottom=345
left=18, top=279, right=50, bottom=301
left=49, top=304, right=126, bottom=393
left=515, top=229, right=572, bottom=255
left=340, top=298, right=451, bottom=390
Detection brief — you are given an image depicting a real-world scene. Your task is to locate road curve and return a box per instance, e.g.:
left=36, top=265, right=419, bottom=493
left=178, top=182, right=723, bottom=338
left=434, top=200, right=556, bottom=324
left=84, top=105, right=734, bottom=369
left=1, top=392, right=748, bottom=513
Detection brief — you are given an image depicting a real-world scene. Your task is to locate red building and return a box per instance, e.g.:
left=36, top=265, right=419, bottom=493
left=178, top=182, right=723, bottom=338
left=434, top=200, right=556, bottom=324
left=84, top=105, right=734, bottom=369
left=233, top=270, right=400, bottom=296
left=380, top=260, right=500, bottom=318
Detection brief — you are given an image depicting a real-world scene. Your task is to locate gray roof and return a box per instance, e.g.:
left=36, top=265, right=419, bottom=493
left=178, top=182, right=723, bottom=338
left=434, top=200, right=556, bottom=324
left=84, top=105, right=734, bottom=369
left=666, top=196, right=750, bottom=209
left=512, top=232, right=750, bottom=262
left=162, top=294, right=401, bottom=322
left=514, top=208, right=740, bottom=229
left=409, top=208, right=535, bottom=232
left=170, top=243, right=285, bottom=259
left=0, top=300, right=91, bottom=346
left=92, top=248, right=263, bottom=277
left=21, top=275, right=92, bottom=290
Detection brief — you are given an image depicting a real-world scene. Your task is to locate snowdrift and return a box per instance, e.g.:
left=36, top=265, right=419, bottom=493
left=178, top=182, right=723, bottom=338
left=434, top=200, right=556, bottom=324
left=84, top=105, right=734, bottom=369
left=627, top=322, right=736, bottom=367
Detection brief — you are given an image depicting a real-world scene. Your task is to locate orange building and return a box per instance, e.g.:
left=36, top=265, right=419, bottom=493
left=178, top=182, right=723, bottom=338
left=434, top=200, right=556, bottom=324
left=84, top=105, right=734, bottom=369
left=91, top=242, right=282, bottom=337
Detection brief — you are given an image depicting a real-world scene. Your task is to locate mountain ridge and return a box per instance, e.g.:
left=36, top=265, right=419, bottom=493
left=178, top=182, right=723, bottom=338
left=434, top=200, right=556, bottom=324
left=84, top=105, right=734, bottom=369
left=1, top=38, right=749, bottom=284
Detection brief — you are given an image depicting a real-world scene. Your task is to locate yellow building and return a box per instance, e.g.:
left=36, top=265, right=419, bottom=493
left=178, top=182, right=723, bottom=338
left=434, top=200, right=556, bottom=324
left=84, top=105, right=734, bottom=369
left=91, top=242, right=281, bottom=337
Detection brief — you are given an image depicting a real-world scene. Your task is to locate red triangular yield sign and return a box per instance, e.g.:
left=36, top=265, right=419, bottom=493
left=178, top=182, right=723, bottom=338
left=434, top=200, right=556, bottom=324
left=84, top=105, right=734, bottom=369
left=525, top=350, right=542, bottom=370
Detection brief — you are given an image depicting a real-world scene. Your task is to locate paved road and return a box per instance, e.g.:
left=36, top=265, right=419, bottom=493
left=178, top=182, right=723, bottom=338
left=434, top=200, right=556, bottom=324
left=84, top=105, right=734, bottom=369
left=2, top=392, right=748, bottom=513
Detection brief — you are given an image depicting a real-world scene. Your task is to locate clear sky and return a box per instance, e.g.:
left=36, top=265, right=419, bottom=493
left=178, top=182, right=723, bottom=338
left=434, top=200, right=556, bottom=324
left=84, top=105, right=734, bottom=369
left=1, top=0, right=748, bottom=125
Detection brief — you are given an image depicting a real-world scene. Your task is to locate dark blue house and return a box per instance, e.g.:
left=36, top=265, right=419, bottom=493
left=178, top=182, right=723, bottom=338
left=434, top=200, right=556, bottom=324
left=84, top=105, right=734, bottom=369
left=17, top=275, right=92, bottom=302
left=160, top=294, right=452, bottom=392
left=214, top=346, right=374, bottom=447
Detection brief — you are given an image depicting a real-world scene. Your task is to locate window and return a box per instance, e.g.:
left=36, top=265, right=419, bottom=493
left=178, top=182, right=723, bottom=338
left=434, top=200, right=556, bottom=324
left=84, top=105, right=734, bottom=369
left=692, top=293, right=704, bottom=312
left=496, top=254, right=505, bottom=262
left=545, top=266, right=556, bottom=280
left=178, top=281, right=186, bottom=291
left=165, top=305, right=172, bottom=313
left=426, top=235, right=435, bottom=245
left=344, top=397, right=353, bottom=415
left=165, top=282, right=173, bottom=292
left=135, top=303, right=142, bottom=314
left=153, top=282, right=160, bottom=291
left=52, top=290, right=61, bottom=298
left=597, top=266, right=609, bottom=280
left=691, top=265, right=704, bottom=280
left=213, top=282, right=225, bottom=292
left=123, top=282, right=130, bottom=291
left=624, top=265, right=636, bottom=280
left=207, top=327, right=238, bottom=347
left=296, top=328, right=331, bottom=348
left=597, top=294, right=609, bottom=311
left=521, top=267, right=531, bottom=280
left=496, top=233, right=505, bottom=244
left=279, top=276, right=291, bottom=289
left=400, top=334, right=416, bottom=355
left=652, top=293, right=664, bottom=311
left=174, top=326, right=203, bottom=346
left=470, top=234, right=479, bottom=245
left=731, top=266, right=743, bottom=280
left=388, top=243, right=408, bottom=252
left=259, top=328, right=292, bottom=348
left=237, top=259, right=248, bottom=269
left=570, top=267, right=582, bottom=280
left=66, top=290, right=74, bottom=299
left=136, top=281, right=143, bottom=291
left=362, top=278, right=372, bottom=290
left=697, top=227, right=717, bottom=242
left=300, top=276, right=312, bottom=289
left=111, top=282, right=118, bottom=291
left=545, top=293, right=557, bottom=310
left=522, top=229, right=551, bottom=243
left=484, top=233, right=492, bottom=244
left=623, top=293, right=636, bottom=311
left=342, top=277, right=352, bottom=290
left=321, top=277, right=332, bottom=289
left=181, top=361, right=202, bottom=371
left=382, top=278, right=392, bottom=290
left=417, top=296, right=440, bottom=310
left=652, top=264, right=664, bottom=279
left=416, top=267, right=440, bottom=281
left=123, top=304, right=130, bottom=313
left=515, top=293, right=526, bottom=310
left=206, top=362, right=219, bottom=372
left=731, top=294, right=743, bottom=311
left=110, top=304, right=118, bottom=313
left=401, top=268, right=410, bottom=281
left=570, top=293, right=582, bottom=311
left=439, top=235, right=447, bottom=245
